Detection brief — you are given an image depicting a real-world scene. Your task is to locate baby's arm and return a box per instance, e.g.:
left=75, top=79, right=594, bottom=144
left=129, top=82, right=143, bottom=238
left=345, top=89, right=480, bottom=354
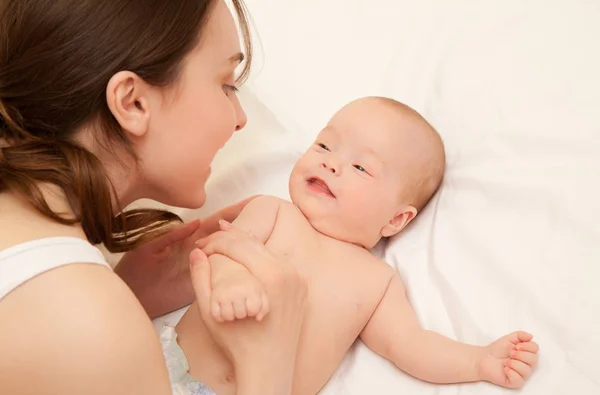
left=360, top=275, right=538, bottom=388
left=207, top=196, right=281, bottom=322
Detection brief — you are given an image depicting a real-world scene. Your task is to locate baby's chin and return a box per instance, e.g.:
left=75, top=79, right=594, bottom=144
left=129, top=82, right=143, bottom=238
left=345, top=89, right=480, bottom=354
left=289, top=185, right=377, bottom=248
left=293, top=199, right=339, bottom=236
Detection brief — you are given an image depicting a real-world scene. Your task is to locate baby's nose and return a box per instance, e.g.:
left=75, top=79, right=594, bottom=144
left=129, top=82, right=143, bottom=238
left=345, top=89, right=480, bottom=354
left=321, top=160, right=340, bottom=174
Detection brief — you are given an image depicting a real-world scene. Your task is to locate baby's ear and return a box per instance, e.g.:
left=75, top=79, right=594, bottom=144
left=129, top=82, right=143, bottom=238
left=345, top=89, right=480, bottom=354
left=380, top=205, right=417, bottom=238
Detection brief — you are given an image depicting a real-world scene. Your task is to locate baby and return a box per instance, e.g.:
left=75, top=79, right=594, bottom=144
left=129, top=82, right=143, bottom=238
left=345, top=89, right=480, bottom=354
left=165, top=97, right=539, bottom=395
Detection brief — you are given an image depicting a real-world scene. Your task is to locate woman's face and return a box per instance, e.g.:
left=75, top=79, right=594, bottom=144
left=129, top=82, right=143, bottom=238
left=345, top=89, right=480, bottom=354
left=126, top=0, right=247, bottom=209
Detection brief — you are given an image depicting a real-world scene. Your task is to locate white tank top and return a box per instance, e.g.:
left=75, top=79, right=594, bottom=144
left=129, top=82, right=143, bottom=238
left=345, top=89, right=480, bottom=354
left=0, top=237, right=110, bottom=300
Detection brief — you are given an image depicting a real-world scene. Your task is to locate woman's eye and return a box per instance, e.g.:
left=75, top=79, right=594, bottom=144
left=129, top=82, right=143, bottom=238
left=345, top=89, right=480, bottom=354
left=317, top=143, right=330, bottom=151
left=223, top=84, right=239, bottom=94
left=354, top=164, right=366, bottom=172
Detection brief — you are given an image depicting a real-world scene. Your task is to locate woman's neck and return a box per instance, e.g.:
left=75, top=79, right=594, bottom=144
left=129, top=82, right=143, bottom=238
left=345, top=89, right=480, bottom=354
left=74, top=125, right=144, bottom=212
left=0, top=188, right=87, bottom=251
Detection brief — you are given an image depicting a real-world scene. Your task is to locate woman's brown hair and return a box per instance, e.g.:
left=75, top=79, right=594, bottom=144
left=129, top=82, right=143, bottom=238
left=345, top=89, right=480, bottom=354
left=0, top=0, right=252, bottom=252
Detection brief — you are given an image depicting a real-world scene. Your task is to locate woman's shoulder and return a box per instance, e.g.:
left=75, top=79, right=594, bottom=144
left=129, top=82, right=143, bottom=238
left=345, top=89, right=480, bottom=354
left=0, top=193, right=173, bottom=393
left=0, top=192, right=110, bottom=300
left=0, top=261, right=172, bottom=394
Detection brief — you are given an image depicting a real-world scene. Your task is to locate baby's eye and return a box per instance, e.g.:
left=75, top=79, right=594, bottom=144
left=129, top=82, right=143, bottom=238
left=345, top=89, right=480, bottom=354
left=353, top=164, right=366, bottom=172
left=317, top=143, right=330, bottom=151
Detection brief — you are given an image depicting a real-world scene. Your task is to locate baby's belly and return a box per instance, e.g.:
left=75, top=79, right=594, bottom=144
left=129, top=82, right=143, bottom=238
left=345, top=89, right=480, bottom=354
left=175, top=307, right=237, bottom=395
left=175, top=291, right=377, bottom=395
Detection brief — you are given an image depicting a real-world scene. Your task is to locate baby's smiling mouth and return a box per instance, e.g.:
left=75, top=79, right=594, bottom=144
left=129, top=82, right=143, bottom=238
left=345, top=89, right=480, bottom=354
left=306, top=177, right=335, bottom=198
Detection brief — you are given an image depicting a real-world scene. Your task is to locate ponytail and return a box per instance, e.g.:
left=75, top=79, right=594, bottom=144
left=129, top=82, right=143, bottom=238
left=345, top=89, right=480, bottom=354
left=0, top=104, right=180, bottom=253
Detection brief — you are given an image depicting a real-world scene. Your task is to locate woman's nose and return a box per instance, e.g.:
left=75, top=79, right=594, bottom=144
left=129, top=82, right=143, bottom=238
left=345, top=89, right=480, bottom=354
left=234, top=101, right=247, bottom=132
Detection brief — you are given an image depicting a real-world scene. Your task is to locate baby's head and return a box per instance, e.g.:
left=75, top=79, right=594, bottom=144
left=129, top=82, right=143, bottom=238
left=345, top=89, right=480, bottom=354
left=289, top=96, right=445, bottom=248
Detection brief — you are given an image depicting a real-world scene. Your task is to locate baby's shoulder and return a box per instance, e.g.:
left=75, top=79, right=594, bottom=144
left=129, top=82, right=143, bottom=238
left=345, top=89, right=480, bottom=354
left=365, top=252, right=397, bottom=276
left=246, top=195, right=305, bottom=226
left=340, top=244, right=397, bottom=278
left=254, top=195, right=303, bottom=217
left=246, top=195, right=289, bottom=210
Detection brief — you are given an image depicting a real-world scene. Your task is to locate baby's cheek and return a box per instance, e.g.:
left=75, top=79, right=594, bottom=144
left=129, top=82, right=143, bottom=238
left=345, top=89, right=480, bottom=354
left=342, top=192, right=373, bottom=219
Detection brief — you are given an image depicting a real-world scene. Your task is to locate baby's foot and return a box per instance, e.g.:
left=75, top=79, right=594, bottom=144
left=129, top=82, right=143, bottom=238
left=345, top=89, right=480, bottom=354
left=210, top=271, right=269, bottom=322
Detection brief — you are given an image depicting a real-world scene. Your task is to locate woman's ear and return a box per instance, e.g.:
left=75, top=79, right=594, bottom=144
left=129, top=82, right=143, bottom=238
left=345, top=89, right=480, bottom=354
left=106, top=71, right=151, bottom=138
left=380, top=205, right=418, bottom=238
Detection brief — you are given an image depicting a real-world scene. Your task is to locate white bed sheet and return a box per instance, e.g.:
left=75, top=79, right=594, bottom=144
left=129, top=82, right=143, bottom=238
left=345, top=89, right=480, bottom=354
left=153, top=0, right=600, bottom=394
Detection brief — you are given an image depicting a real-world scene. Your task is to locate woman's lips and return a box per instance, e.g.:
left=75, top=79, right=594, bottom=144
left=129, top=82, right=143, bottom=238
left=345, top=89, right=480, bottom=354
left=306, top=177, right=335, bottom=198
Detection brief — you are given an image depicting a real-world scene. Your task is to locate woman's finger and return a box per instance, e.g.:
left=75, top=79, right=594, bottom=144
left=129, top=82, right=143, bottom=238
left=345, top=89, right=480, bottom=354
left=152, top=219, right=201, bottom=251
left=219, top=219, right=257, bottom=239
left=196, top=230, right=275, bottom=281
left=196, top=221, right=257, bottom=250
left=195, top=229, right=230, bottom=249
left=189, top=248, right=213, bottom=322
left=218, top=219, right=234, bottom=230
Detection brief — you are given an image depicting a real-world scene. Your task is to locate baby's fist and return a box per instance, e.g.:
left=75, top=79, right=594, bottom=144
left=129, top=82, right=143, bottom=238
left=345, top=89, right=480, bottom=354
left=477, top=331, right=539, bottom=388
left=210, top=271, right=269, bottom=322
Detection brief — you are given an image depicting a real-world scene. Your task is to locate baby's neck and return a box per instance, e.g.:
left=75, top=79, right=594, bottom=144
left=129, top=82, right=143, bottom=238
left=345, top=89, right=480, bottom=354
left=292, top=201, right=371, bottom=252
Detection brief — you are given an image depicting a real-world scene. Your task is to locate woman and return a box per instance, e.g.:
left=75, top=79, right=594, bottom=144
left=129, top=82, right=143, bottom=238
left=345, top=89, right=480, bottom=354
left=0, top=1, right=306, bottom=394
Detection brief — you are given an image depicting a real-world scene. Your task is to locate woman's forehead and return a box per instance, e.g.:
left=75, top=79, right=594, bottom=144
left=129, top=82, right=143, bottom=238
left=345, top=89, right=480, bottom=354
left=198, top=0, right=241, bottom=58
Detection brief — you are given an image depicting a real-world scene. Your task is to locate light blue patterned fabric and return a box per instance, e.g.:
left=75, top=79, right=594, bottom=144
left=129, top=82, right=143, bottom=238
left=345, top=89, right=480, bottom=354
left=156, top=322, right=216, bottom=395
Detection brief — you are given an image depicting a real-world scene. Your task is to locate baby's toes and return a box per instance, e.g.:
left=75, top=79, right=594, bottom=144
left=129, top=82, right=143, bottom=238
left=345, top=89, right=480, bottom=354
left=220, top=301, right=235, bottom=321
left=233, top=298, right=248, bottom=320
left=245, top=292, right=263, bottom=317
left=211, top=299, right=222, bottom=322
left=256, top=292, right=270, bottom=321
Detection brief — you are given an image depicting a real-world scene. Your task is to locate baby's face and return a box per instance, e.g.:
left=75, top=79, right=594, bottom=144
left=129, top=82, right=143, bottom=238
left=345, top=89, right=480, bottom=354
left=289, top=99, right=416, bottom=248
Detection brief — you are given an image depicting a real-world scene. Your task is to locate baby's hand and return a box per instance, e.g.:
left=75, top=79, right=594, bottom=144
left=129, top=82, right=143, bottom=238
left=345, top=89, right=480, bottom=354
left=210, top=270, right=269, bottom=322
left=477, top=331, right=539, bottom=388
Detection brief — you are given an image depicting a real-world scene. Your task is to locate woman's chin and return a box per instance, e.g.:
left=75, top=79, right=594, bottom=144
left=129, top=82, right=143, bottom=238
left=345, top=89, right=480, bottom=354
left=178, top=190, right=207, bottom=210
left=155, top=186, right=207, bottom=211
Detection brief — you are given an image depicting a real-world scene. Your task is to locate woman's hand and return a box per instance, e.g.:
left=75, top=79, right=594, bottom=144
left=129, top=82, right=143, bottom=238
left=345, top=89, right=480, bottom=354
left=115, top=197, right=258, bottom=318
left=191, top=221, right=307, bottom=395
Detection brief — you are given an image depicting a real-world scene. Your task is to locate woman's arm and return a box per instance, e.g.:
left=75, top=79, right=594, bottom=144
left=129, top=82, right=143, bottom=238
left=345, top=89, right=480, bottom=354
left=116, top=197, right=258, bottom=318
left=0, top=263, right=173, bottom=395
left=115, top=219, right=201, bottom=318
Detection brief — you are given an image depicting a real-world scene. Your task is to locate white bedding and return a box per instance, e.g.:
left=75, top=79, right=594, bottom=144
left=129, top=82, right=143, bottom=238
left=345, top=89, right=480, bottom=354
left=152, top=0, right=600, bottom=393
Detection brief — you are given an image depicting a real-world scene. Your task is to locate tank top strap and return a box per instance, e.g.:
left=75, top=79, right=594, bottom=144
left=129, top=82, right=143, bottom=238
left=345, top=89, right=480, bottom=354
left=0, top=237, right=111, bottom=300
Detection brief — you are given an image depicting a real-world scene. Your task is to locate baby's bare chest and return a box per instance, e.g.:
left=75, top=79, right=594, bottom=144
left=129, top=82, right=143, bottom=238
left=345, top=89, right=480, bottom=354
left=263, top=206, right=394, bottom=391
left=265, top=206, right=392, bottom=337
